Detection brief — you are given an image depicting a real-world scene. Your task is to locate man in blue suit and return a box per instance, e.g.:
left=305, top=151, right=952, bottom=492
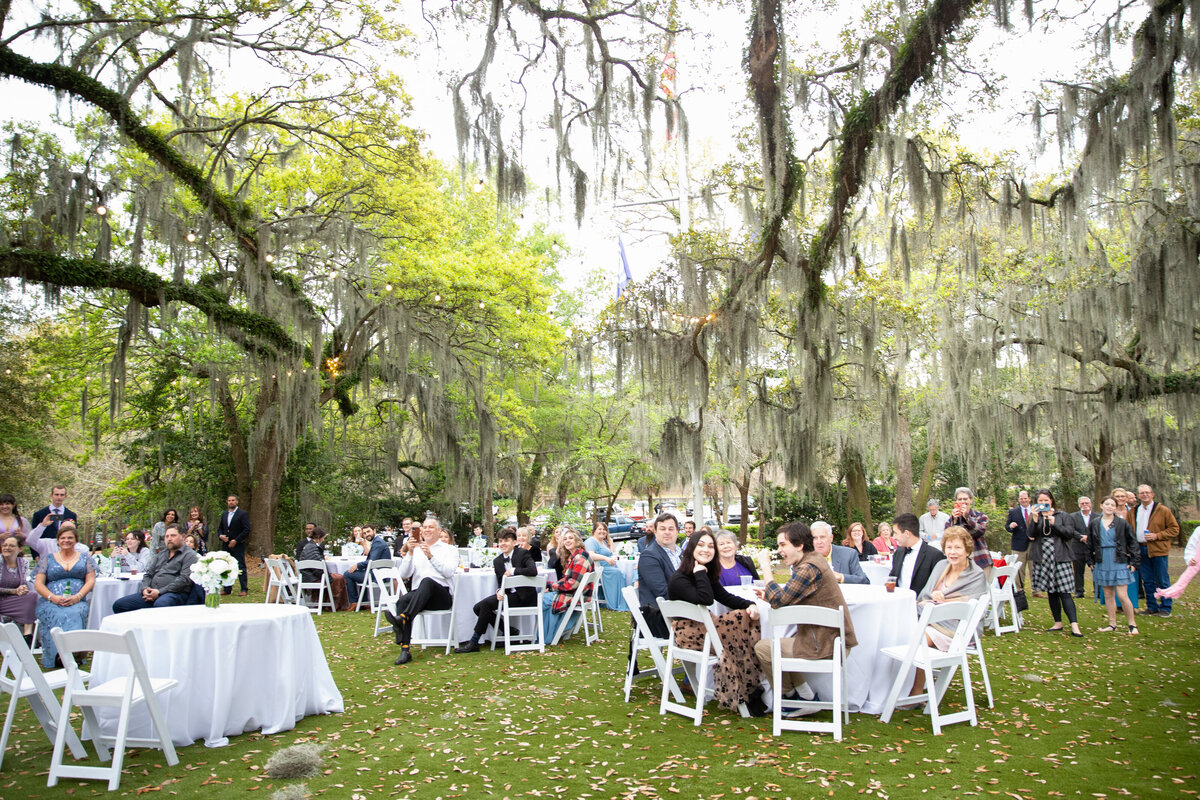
left=811, top=521, right=870, bottom=585
left=636, top=513, right=683, bottom=637
left=345, top=525, right=389, bottom=608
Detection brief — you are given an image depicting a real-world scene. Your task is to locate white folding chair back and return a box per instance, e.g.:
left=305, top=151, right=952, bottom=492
left=963, top=591, right=995, bottom=708
left=987, top=565, right=1022, bottom=635
left=878, top=599, right=980, bottom=735
left=357, top=559, right=395, bottom=611
left=622, top=586, right=685, bottom=704
left=47, top=627, right=178, bottom=791
left=493, top=575, right=546, bottom=655
left=294, top=560, right=336, bottom=614
left=372, top=568, right=404, bottom=637
left=550, top=571, right=600, bottom=646
left=408, top=577, right=456, bottom=654
left=656, top=599, right=738, bottom=725
left=766, top=604, right=848, bottom=739
left=0, top=622, right=88, bottom=770
left=264, top=557, right=298, bottom=604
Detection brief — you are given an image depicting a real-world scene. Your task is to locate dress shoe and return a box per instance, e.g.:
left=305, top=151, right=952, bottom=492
left=455, top=641, right=481, bottom=653
left=238, top=591, right=248, bottom=596
left=394, top=648, right=412, bottom=665
left=382, top=609, right=403, bottom=645
left=1158, top=610, right=1172, bottom=618
left=1139, top=608, right=1160, bottom=616
left=745, top=687, right=769, bottom=717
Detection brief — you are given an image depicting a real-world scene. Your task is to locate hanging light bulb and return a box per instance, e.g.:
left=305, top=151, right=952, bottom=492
left=186, top=231, right=196, bottom=243
left=479, top=301, right=485, bottom=309
left=264, top=253, right=275, bottom=263
left=385, top=283, right=393, bottom=292
left=95, top=204, right=107, bottom=216
left=434, top=294, right=441, bottom=302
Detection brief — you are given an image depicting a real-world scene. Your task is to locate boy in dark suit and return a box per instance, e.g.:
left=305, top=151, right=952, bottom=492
left=456, top=527, right=538, bottom=652
left=889, top=512, right=946, bottom=593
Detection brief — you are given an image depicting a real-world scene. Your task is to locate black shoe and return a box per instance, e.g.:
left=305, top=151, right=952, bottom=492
left=382, top=609, right=402, bottom=645
left=1044, top=625, right=1064, bottom=632
left=1070, top=630, right=1084, bottom=638
left=394, top=648, right=412, bottom=665
left=746, top=687, right=769, bottom=718
left=455, top=641, right=481, bottom=653
left=1158, top=610, right=1172, bottom=618
left=1139, top=608, right=1160, bottom=616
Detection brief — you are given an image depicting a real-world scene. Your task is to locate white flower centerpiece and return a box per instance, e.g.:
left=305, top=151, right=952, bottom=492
left=191, top=551, right=240, bottom=608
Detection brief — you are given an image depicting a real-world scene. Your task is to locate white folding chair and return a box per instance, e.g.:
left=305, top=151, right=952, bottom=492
left=963, top=592, right=995, bottom=708
left=372, top=568, right=404, bottom=637
left=405, top=578, right=456, bottom=654
left=264, top=558, right=298, bottom=604
left=656, top=599, right=749, bottom=724
left=766, top=604, right=849, bottom=739
left=878, top=599, right=980, bottom=735
left=0, top=622, right=88, bottom=770
left=356, top=559, right=395, bottom=612
left=987, top=565, right=1023, bottom=635
left=549, top=571, right=601, bottom=646
left=294, top=560, right=336, bottom=614
left=29, top=618, right=42, bottom=656
left=622, top=586, right=684, bottom=704
left=492, top=575, right=546, bottom=655
left=47, top=627, right=178, bottom=791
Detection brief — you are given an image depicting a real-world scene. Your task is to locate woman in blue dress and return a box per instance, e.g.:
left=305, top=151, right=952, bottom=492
left=1086, top=495, right=1140, bottom=635
left=584, top=522, right=630, bottom=612
left=33, top=522, right=95, bottom=668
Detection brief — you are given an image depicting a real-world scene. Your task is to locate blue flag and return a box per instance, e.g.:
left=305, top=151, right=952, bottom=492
left=616, top=237, right=633, bottom=299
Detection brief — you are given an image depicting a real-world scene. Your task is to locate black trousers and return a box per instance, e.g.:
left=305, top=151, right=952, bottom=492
left=222, top=547, right=248, bottom=592
left=1072, top=559, right=1086, bottom=596
left=472, top=593, right=535, bottom=638
left=1048, top=591, right=1078, bottom=624
left=394, top=578, right=453, bottom=645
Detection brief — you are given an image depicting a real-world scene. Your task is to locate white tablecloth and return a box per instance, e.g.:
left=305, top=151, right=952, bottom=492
left=87, top=576, right=144, bottom=630
left=727, top=583, right=918, bottom=715
left=323, top=556, right=360, bottom=577
left=93, top=605, right=344, bottom=747
left=411, top=568, right=554, bottom=645
left=616, top=558, right=638, bottom=585
left=862, top=560, right=892, bottom=586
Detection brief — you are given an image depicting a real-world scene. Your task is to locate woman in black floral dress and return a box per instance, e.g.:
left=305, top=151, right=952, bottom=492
left=668, top=530, right=767, bottom=716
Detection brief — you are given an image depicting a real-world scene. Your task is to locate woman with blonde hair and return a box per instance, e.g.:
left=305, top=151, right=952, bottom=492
left=585, top=522, right=629, bottom=611
left=32, top=522, right=95, bottom=667
left=872, top=521, right=900, bottom=555
left=842, top=521, right=877, bottom=561
left=541, top=528, right=593, bottom=640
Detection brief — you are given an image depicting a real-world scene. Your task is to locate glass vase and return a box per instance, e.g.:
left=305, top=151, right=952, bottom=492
left=205, top=590, right=221, bottom=609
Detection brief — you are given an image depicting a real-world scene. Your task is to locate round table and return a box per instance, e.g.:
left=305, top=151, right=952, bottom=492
left=92, top=604, right=344, bottom=747
left=419, top=568, right=556, bottom=645
left=87, top=575, right=145, bottom=630
left=725, top=583, right=919, bottom=715
left=862, top=560, right=892, bottom=586
left=323, top=556, right=360, bottom=577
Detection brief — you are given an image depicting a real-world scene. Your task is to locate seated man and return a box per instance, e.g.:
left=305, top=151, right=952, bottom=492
left=811, top=521, right=870, bottom=585
left=344, top=525, right=389, bottom=608
left=112, top=524, right=203, bottom=612
left=384, top=516, right=458, bottom=664
left=888, top=512, right=946, bottom=592
left=752, top=522, right=858, bottom=717
left=455, top=527, right=538, bottom=652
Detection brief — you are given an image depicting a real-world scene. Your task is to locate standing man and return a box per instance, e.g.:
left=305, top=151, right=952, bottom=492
left=683, top=520, right=696, bottom=537
left=216, top=494, right=250, bottom=595
left=919, top=498, right=950, bottom=550
left=889, top=512, right=947, bottom=593
left=1127, top=484, right=1180, bottom=617
left=1068, top=497, right=1094, bottom=598
left=31, top=484, right=78, bottom=541
left=1005, top=489, right=1033, bottom=591
left=811, top=521, right=870, bottom=585
left=455, top=527, right=538, bottom=652
left=636, top=513, right=682, bottom=637
left=345, top=525, right=388, bottom=608
left=384, top=517, right=458, bottom=664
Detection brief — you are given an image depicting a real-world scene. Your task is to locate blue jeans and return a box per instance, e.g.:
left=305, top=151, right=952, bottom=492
left=112, top=583, right=205, bottom=613
left=1139, top=545, right=1171, bottom=612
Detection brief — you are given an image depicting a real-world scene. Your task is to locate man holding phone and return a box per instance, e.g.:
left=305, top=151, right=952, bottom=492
left=31, top=484, right=78, bottom=541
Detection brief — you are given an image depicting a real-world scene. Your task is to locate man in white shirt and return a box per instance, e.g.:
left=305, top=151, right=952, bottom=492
left=887, top=513, right=946, bottom=593
left=918, top=499, right=950, bottom=550
left=384, top=516, right=458, bottom=664
left=1068, top=497, right=1094, bottom=597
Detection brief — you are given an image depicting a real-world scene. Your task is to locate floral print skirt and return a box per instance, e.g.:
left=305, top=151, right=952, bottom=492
left=672, top=609, right=764, bottom=712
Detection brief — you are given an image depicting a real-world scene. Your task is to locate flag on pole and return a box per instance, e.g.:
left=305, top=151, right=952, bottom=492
left=616, top=237, right=633, bottom=299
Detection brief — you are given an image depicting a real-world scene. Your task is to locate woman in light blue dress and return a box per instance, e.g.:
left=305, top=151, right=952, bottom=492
left=33, top=523, right=95, bottom=668
left=584, top=523, right=629, bottom=612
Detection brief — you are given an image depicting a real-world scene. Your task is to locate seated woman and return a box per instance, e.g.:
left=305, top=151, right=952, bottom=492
left=545, top=528, right=563, bottom=580
left=872, top=521, right=900, bottom=556
left=298, top=527, right=350, bottom=610
left=909, top=525, right=987, bottom=695
left=842, top=522, right=877, bottom=561
left=714, top=529, right=760, bottom=587
left=0, top=534, right=37, bottom=638
left=33, top=523, right=95, bottom=668
left=584, top=522, right=629, bottom=611
left=113, top=529, right=153, bottom=573
left=541, top=528, right=593, bottom=640
left=668, top=530, right=765, bottom=715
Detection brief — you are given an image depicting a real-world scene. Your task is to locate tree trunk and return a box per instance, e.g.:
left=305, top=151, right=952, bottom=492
left=737, top=478, right=751, bottom=544
left=843, top=447, right=873, bottom=531
left=895, top=413, right=913, bottom=515
left=517, top=451, right=546, bottom=526
left=914, top=429, right=938, bottom=509
left=1092, top=430, right=1113, bottom=500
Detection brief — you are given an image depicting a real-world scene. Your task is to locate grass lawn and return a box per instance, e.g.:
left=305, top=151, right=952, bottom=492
left=1, top=577, right=1196, bottom=800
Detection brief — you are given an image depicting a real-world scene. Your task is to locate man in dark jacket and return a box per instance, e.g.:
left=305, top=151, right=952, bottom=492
left=455, top=527, right=538, bottom=652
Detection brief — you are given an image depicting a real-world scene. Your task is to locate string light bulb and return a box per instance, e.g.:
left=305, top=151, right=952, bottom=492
left=95, top=204, right=107, bottom=216
left=434, top=294, right=441, bottom=302
left=264, top=253, right=275, bottom=263
left=385, top=283, right=393, bottom=292
left=186, top=231, right=196, bottom=243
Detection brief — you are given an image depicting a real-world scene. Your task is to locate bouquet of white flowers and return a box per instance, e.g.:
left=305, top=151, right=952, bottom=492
left=191, top=551, right=240, bottom=607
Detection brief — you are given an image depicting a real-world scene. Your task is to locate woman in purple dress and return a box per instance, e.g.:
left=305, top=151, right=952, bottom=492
left=714, top=529, right=760, bottom=587
left=0, top=534, right=37, bottom=637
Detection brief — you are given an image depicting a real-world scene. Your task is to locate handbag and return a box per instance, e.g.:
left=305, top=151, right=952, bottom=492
left=1013, top=588, right=1029, bottom=612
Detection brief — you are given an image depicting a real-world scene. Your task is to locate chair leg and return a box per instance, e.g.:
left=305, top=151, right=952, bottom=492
left=925, top=665, right=942, bottom=735
left=975, top=644, right=994, bottom=709
left=108, top=703, right=131, bottom=790
left=0, top=688, right=19, bottom=770
left=143, top=693, right=179, bottom=766
left=878, top=663, right=908, bottom=724
left=624, top=641, right=637, bottom=702
left=46, top=686, right=71, bottom=788
left=80, top=706, right=110, bottom=761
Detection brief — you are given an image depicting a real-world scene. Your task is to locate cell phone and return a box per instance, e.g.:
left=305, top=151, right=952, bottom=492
left=47, top=513, right=63, bottom=522
left=1035, top=503, right=1050, bottom=512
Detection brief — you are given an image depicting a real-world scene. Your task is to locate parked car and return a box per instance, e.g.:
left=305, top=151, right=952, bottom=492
left=726, top=503, right=754, bottom=526
left=605, top=515, right=640, bottom=540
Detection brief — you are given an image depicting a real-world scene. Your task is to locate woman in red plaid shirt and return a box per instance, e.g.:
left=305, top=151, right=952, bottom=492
left=541, top=527, right=594, bottom=640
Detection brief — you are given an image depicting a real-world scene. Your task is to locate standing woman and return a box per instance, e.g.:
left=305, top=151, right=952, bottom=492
left=0, top=534, right=37, bottom=638
left=33, top=522, right=95, bottom=667
left=0, top=494, right=31, bottom=547
left=1088, top=496, right=1139, bottom=634
left=584, top=522, right=630, bottom=612
left=184, top=506, right=208, bottom=554
left=541, top=528, right=593, bottom=640
left=947, top=487, right=992, bottom=573
left=1027, top=489, right=1084, bottom=637
left=714, top=529, right=760, bottom=587
left=668, top=530, right=765, bottom=715
left=872, top=521, right=900, bottom=556
left=842, top=522, right=877, bottom=561
left=150, top=508, right=179, bottom=554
